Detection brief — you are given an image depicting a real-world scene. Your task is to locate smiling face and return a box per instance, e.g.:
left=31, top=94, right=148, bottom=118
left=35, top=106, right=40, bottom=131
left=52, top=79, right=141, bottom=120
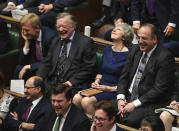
left=111, top=26, right=124, bottom=41
left=51, top=93, right=72, bottom=115
left=56, top=16, right=75, bottom=40
left=21, top=22, right=40, bottom=40
left=93, top=109, right=114, bottom=131
left=24, top=77, right=40, bottom=101
left=137, top=26, right=157, bottom=52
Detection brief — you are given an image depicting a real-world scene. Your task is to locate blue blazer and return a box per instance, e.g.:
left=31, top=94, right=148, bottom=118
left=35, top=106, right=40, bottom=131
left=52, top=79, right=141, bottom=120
left=18, top=26, right=57, bottom=71
left=4, top=97, right=53, bottom=131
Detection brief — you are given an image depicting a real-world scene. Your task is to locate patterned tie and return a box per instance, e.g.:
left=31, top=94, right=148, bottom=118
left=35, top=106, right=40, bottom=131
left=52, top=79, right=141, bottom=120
left=130, top=53, right=148, bottom=101
left=22, top=102, right=33, bottom=121
left=147, top=0, right=154, bottom=16
left=54, top=115, right=62, bottom=131
left=35, top=40, right=42, bottom=61
left=56, top=40, right=69, bottom=83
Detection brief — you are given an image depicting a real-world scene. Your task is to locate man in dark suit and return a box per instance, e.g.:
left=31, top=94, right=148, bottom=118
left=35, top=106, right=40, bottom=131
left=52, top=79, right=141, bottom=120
left=4, top=76, right=53, bottom=131
left=37, top=0, right=83, bottom=27
left=36, top=12, right=96, bottom=96
left=14, top=13, right=57, bottom=80
left=47, top=84, right=90, bottom=131
left=131, top=0, right=179, bottom=43
left=91, top=101, right=123, bottom=131
left=117, top=24, right=175, bottom=128
left=0, top=18, right=10, bottom=54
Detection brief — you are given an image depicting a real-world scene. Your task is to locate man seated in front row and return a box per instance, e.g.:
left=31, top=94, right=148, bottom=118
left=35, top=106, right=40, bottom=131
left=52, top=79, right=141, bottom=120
left=14, top=13, right=57, bottom=80
left=91, top=100, right=123, bottom=131
left=117, top=23, right=175, bottom=128
left=46, top=84, right=91, bottom=131
left=4, top=76, right=53, bottom=131
left=36, top=12, right=97, bottom=97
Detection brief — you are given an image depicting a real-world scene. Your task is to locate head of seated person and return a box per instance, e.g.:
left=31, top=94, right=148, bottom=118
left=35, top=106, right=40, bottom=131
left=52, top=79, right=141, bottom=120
left=20, top=13, right=41, bottom=41
left=111, top=22, right=134, bottom=51
left=139, top=115, right=165, bottom=131
left=91, top=100, right=121, bottom=131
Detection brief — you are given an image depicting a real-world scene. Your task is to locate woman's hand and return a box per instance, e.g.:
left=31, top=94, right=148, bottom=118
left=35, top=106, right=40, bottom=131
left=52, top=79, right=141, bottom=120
left=93, top=85, right=117, bottom=92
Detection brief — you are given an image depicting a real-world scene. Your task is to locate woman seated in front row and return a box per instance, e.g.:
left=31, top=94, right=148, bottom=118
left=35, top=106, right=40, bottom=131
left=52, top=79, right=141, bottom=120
left=73, top=22, right=134, bottom=115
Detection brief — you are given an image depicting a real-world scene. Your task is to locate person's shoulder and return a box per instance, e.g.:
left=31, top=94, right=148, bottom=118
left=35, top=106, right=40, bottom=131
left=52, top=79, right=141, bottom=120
left=71, top=104, right=89, bottom=119
left=74, top=31, right=93, bottom=41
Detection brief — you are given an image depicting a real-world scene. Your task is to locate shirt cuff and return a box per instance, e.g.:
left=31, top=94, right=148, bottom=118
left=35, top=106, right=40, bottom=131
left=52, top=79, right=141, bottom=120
left=133, top=21, right=140, bottom=24
left=168, top=23, right=176, bottom=28
left=132, top=99, right=142, bottom=107
left=8, top=2, right=16, bottom=6
left=23, top=48, right=30, bottom=55
left=17, top=4, right=23, bottom=9
left=117, top=94, right=125, bottom=101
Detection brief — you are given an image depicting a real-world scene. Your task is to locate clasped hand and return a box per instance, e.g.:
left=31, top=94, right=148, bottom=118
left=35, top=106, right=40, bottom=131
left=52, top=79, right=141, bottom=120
left=118, top=100, right=135, bottom=118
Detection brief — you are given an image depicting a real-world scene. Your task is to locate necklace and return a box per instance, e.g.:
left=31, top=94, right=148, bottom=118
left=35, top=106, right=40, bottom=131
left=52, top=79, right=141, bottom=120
left=112, top=44, right=124, bottom=52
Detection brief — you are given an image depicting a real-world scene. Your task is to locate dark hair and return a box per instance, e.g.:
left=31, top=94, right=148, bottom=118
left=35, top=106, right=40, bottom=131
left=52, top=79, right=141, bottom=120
left=33, top=77, right=45, bottom=94
left=94, top=100, right=117, bottom=120
left=51, top=84, right=72, bottom=100
left=0, top=72, right=5, bottom=87
left=140, top=23, right=157, bottom=39
left=140, top=115, right=165, bottom=131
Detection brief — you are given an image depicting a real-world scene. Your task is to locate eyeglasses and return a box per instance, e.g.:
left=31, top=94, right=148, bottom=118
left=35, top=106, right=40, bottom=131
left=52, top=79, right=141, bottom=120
left=139, top=127, right=150, bottom=131
left=24, top=86, right=37, bottom=90
left=56, top=24, right=72, bottom=29
left=92, top=115, right=107, bottom=122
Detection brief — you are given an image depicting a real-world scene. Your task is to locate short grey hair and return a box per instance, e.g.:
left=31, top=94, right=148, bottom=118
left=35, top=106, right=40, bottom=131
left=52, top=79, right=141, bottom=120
left=57, top=12, right=77, bottom=28
left=115, top=22, right=134, bottom=48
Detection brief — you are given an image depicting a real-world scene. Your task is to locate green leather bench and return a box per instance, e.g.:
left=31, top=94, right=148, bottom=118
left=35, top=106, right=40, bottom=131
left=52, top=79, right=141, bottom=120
left=0, top=30, right=19, bottom=59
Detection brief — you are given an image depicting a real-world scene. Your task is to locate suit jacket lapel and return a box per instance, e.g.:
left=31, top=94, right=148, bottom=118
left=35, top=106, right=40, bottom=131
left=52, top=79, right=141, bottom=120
left=27, top=97, right=44, bottom=122
left=141, top=45, right=159, bottom=80
left=52, top=38, right=63, bottom=73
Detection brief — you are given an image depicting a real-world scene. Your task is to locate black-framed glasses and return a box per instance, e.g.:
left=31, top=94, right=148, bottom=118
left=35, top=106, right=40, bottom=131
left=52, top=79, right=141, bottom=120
left=92, top=115, right=107, bottom=122
left=24, top=86, right=38, bottom=90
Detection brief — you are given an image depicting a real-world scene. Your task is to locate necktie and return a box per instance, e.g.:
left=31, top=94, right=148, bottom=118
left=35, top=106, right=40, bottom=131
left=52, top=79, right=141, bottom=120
left=147, top=0, right=154, bottom=16
left=22, top=102, right=33, bottom=121
left=54, top=115, right=62, bottom=131
left=55, top=40, right=69, bottom=83
left=35, top=40, right=42, bottom=61
left=130, top=53, right=148, bottom=101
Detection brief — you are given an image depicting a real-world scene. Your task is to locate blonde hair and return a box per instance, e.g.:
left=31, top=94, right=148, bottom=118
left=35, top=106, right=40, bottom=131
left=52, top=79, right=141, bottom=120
left=20, top=13, right=41, bottom=28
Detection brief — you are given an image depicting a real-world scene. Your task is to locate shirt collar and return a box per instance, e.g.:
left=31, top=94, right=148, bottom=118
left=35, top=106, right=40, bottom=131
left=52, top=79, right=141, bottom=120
left=61, top=105, right=71, bottom=119
left=110, top=124, right=116, bottom=131
left=32, top=96, right=43, bottom=107
left=37, top=29, right=42, bottom=42
left=143, top=44, right=157, bottom=57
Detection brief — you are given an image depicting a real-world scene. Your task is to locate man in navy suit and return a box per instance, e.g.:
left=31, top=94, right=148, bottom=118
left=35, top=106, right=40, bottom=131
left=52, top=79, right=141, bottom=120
left=131, top=0, right=179, bottom=43
left=117, top=24, right=175, bottom=128
left=4, top=76, right=53, bottom=131
left=91, top=101, right=123, bottom=131
left=14, top=13, right=57, bottom=80
left=47, top=84, right=90, bottom=131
